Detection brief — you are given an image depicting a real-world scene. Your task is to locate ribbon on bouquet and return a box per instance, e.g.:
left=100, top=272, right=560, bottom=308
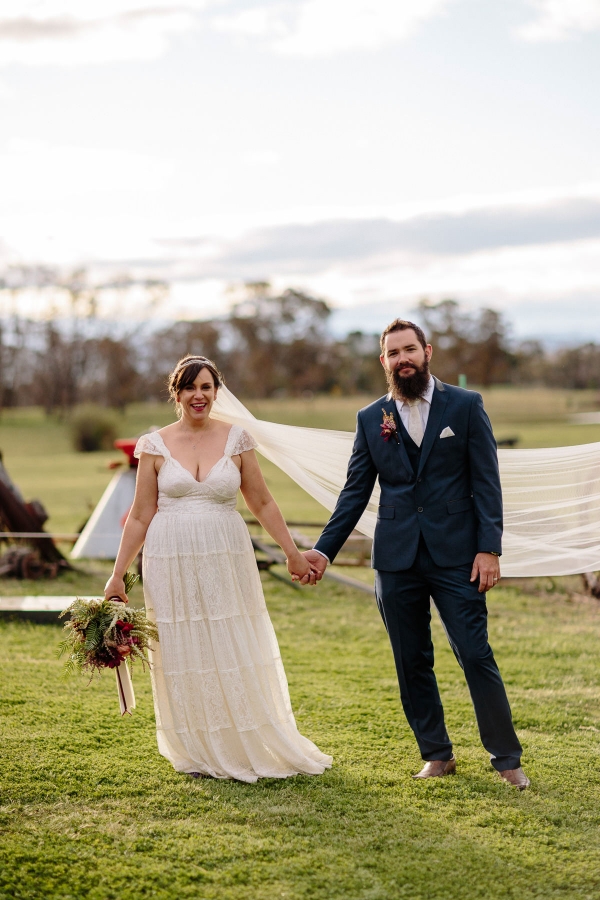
left=115, top=662, right=136, bottom=716
left=109, top=594, right=136, bottom=716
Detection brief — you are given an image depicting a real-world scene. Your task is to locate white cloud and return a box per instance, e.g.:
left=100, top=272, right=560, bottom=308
left=385, top=237, right=600, bottom=298
left=3, top=183, right=600, bottom=343
left=266, top=236, right=600, bottom=341
left=213, top=0, right=453, bottom=56
left=213, top=5, right=289, bottom=40
left=0, top=2, right=209, bottom=66
left=0, top=1, right=208, bottom=21
left=241, top=149, right=280, bottom=166
left=0, top=139, right=172, bottom=202
left=516, top=0, right=600, bottom=42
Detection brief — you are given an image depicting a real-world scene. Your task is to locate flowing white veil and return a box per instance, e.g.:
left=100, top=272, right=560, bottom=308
left=213, top=385, right=600, bottom=578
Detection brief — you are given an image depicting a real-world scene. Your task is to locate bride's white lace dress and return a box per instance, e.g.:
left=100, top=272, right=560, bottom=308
left=134, top=426, right=332, bottom=782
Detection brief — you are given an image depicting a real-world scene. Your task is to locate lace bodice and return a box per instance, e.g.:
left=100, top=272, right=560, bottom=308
left=134, top=425, right=258, bottom=513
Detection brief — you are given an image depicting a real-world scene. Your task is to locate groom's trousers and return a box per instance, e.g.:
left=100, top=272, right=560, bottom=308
left=375, top=536, right=522, bottom=771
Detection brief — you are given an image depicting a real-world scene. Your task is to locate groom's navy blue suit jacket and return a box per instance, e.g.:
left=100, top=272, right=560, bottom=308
left=314, top=377, right=503, bottom=571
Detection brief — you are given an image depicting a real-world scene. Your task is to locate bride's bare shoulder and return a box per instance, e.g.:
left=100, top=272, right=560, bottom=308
left=157, top=423, right=179, bottom=437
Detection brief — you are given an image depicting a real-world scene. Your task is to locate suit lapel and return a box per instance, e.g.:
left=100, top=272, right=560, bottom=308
left=417, top=378, right=448, bottom=475
left=381, top=396, right=413, bottom=478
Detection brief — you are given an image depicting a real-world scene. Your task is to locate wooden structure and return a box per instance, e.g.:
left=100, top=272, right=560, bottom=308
left=244, top=518, right=374, bottom=595
left=0, top=454, right=71, bottom=578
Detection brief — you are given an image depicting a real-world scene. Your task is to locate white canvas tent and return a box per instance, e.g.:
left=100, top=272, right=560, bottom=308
left=71, top=468, right=136, bottom=560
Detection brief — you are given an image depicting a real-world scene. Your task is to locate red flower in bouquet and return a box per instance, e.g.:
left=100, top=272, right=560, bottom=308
left=115, top=620, right=139, bottom=658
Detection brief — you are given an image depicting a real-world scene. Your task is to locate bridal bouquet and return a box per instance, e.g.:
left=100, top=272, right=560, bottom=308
left=58, top=572, right=159, bottom=715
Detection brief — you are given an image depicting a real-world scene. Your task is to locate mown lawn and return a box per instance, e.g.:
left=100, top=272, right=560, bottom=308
left=1, top=578, right=600, bottom=900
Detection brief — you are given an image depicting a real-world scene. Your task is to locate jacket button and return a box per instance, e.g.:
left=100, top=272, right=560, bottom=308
left=417, top=477, right=422, bottom=483
left=417, top=507, right=423, bottom=513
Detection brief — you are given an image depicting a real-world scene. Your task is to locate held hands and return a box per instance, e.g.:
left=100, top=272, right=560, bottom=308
left=104, top=574, right=128, bottom=604
left=470, top=552, right=501, bottom=593
left=294, top=550, right=327, bottom=586
left=299, top=549, right=328, bottom=585
left=287, top=549, right=327, bottom=586
left=287, top=552, right=313, bottom=585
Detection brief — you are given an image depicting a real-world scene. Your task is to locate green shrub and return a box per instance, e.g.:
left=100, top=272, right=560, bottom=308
left=70, top=405, right=118, bottom=452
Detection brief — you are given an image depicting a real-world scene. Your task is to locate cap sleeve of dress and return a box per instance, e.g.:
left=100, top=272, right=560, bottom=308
left=133, top=433, right=168, bottom=459
left=229, top=427, right=258, bottom=456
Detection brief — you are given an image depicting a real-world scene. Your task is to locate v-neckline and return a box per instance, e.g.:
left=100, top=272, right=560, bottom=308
left=156, top=426, right=236, bottom=484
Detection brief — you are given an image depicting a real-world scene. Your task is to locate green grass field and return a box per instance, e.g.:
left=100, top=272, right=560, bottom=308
left=1, top=388, right=600, bottom=899
left=2, top=580, right=600, bottom=899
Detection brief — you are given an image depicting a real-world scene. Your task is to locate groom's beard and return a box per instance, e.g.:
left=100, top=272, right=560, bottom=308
left=386, top=359, right=431, bottom=402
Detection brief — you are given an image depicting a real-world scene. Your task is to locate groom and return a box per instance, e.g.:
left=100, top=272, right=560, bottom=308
left=303, top=319, right=529, bottom=789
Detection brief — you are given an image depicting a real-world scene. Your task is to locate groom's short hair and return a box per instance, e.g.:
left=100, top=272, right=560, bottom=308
left=380, top=319, right=427, bottom=352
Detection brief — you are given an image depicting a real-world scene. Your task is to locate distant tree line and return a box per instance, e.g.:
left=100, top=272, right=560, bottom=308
left=1, top=269, right=600, bottom=412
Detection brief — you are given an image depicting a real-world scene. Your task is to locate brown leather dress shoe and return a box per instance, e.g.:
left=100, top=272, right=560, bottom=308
left=497, top=767, right=530, bottom=790
left=412, top=756, right=456, bottom=779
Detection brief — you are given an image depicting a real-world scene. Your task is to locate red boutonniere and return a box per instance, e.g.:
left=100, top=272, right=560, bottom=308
left=381, top=408, right=399, bottom=443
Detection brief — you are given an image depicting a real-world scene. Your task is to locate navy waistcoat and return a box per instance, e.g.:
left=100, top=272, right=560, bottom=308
left=397, top=416, right=422, bottom=474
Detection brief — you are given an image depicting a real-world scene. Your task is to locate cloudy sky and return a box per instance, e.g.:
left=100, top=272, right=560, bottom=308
left=1, top=0, right=600, bottom=341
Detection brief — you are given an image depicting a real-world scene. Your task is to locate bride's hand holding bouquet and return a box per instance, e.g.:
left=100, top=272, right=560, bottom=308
left=58, top=571, right=159, bottom=715
left=104, top=572, right=129, bottom=604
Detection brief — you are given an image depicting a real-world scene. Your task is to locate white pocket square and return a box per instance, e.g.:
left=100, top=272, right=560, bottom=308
left=440, top=426, right=455, bottom=438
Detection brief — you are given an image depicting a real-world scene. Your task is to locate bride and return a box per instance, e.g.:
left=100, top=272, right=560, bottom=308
left=104, top=355, right=332, bottom=782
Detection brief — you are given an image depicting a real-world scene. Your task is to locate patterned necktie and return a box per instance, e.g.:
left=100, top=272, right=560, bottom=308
left=407, top=398, right=424, bottom=447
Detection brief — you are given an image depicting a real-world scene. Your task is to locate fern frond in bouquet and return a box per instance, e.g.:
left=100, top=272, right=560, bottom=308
left=58, top=572, right=159, bottom=678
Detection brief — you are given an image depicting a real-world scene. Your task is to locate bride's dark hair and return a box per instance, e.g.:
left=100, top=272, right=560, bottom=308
left=168, top=356, right=224, bottom=409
